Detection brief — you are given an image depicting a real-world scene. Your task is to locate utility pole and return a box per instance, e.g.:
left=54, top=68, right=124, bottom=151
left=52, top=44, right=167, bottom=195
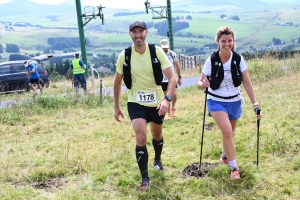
left=75, top=0, right=105, bottom=76
left=144, top=0, right=174, bottom=50
left=166, top=0, right=174, bottom=50
left=75, top=0, right=88, bottom=75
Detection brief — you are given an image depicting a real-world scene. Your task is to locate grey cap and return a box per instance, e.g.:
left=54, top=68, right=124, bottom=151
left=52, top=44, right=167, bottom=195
left=129, top=21, right=147, bottom=31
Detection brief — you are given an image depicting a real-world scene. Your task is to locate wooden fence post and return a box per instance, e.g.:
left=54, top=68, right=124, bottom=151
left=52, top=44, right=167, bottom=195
left=198, top=55, right=202, bottom=71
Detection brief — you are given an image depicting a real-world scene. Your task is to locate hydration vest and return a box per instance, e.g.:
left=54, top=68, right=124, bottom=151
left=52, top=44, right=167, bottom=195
left=123, top=43, right=163, bottom=89
left=209, top=51, right=242, bottom=90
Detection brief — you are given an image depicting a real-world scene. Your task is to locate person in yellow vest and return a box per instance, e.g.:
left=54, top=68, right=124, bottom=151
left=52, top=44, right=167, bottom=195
left=70, top=53, right=87, bottom=94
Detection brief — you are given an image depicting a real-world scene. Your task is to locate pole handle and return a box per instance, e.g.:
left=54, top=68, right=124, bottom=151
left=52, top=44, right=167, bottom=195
left=254, top=107, right=261, bottom=115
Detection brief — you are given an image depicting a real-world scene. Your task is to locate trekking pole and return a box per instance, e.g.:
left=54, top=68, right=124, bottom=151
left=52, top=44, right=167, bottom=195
left=199, top=87, right=208, bottom=171
left=254, top=107, right=261, bottom=167
left=100, top=78, right=103, bottom=106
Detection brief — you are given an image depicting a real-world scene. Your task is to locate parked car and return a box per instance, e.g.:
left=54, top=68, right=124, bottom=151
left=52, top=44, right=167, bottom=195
left=0, top=55, right=51, bottom=94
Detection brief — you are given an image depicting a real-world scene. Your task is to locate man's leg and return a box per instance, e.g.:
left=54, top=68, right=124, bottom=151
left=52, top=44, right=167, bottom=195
left=171, top=88, right=178, bottom=117
left=37, top=84, right=43, bottom=94
left=74, top=75, right=79, bottom=93
left=28, top=81, right=36, bottom=95
left=131, top=118, right=150, bottom=190
left=37, top=78, right=43, bottom=94
left=81, top=74, right=87, bottom=93
left=150, top=122, right=164, bottom=170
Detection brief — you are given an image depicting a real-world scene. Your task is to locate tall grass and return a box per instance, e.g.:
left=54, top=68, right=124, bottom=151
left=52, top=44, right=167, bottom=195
left=0, top=54, right=300, bottom=199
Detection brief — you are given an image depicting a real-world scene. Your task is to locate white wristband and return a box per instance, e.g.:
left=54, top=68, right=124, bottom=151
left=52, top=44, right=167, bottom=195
left=253, top=102, right=259, bottom=107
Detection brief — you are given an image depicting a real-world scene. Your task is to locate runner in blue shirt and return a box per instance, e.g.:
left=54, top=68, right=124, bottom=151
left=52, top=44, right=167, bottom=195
left=24, top=61, right=43, bottom=96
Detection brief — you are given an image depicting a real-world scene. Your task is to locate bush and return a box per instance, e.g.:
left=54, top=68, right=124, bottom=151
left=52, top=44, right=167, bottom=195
left=49, top=71, right=66, bottom=82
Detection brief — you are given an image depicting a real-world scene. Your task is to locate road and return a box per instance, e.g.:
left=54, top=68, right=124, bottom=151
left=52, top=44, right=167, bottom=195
left=0, top=76, right=199, bottom=109
left=102, top=76, right=199, bottom=96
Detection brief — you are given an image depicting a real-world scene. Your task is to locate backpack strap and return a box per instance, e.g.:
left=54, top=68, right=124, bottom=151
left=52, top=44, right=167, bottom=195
left=124, top=46, right=131, bottom=67
left=148, top=43, right=163, bottom=85
left=210, top=51, right=223, bottom=78
left=123, top=46, right=132, bottom=89
left=231, top=50, right=242, bottom=87
left=209, top=51, right=224, bottom=90
left=122, top=44, right=163, bottom=89
left=232, top=50, right=241, bottom=73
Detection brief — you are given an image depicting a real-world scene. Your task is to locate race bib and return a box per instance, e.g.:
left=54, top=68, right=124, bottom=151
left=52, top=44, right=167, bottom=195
left=137, top=91, right=157, bottom=104
left=162, top=76, right=169, bottom=83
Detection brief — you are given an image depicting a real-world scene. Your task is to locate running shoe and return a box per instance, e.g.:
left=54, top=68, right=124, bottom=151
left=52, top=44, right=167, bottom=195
left=153, top=160, right=164, bottom=171
left=220, top=155, right=229, bottom=165
left=166, top=113, right=172, bottom=120
left=230, top=168, right=241, bottom=179
left=140, top=178, right=150, bottom=191
left=171, top=107, right=178, bottom=117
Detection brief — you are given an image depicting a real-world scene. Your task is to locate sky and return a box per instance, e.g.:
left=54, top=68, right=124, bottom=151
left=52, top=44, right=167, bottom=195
left=0, top=0, right=181, bottom=9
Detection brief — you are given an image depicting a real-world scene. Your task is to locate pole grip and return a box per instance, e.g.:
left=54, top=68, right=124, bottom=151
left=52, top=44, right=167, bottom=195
left=254, top=107, right=261, bottom=117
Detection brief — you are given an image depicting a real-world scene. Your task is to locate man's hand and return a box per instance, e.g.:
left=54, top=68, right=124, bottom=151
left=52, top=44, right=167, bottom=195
left=157, top=99, right=170, bottom=116
left=114, top=107, right=124, bottom=122
left=177, top=77, right=182, bottom=86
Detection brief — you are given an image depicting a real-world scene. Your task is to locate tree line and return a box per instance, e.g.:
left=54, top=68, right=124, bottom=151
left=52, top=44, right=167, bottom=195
left=155, top=18, right=189, bottom=36
left=6, top=43, right=20, bottom=53
left=47, top=37, right=92, bottom=50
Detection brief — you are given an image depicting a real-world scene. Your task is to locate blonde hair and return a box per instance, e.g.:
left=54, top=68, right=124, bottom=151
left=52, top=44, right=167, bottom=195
left=215, top=26, right=236, bottom=50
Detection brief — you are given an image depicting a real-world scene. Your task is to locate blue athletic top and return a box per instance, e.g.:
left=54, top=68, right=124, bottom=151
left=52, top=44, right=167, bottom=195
left=27, top=63, right=39, bottom=79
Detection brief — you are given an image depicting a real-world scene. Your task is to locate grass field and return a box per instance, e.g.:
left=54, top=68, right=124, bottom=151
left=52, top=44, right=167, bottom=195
left=0, top=54, right=300, bottom=199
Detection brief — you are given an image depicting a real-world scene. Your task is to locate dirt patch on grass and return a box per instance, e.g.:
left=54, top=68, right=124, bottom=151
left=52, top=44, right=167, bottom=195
left=204, top=123, right=215, bottom=130
left=13, top=177, right=68, bottom=192
left=181, top=162, right=218, bottom=178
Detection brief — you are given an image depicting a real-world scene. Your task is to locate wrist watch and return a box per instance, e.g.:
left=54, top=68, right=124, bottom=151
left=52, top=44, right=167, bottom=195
left=165, top=95, right=172, bottom=102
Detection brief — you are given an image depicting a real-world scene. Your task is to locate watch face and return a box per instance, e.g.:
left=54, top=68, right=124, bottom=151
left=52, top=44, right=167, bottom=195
left=165, top=95, right=172, bottom=101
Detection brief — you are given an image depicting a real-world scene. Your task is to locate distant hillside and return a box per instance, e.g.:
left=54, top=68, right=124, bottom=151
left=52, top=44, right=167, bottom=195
left=0, top=0, right=296, bottom=18
left=173, top=0, right=265, bottom=7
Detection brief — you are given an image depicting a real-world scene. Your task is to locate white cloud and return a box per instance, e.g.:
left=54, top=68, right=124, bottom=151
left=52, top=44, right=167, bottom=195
left=28, top=0, right=67, bottom=5
left=23, top=0, right=182, bottom=9
left=82, top=0, right=169, bottom=9
left=0, top=0, right=13, bottom=4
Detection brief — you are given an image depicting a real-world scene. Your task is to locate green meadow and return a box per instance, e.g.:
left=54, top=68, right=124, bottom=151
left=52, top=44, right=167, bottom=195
left=0, top=54, right=300, bottom=199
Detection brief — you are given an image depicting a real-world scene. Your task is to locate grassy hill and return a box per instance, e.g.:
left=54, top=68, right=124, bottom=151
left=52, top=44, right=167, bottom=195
left=0, top=54, right=300, bottom=199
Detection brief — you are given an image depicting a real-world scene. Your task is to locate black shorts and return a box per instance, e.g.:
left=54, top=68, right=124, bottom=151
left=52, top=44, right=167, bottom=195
left=127, top=102, right=165, bottom=124
left=161, top=82, right=177, bottom=92
left=30, top=78, right=40, bottom=84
